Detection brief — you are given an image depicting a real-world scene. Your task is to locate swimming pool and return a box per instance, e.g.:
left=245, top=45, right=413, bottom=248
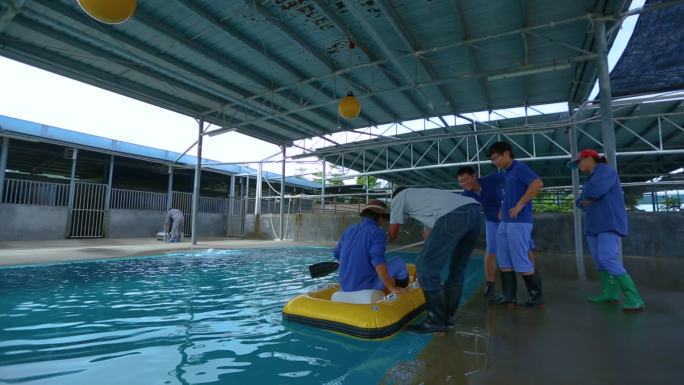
left=0, top=247, right=483, bottom=385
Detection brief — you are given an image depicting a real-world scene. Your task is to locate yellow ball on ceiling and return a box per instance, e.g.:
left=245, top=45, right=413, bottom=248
left=339, top=91, right=361, bottom=120
left=77, top=0, right=137, bottom=24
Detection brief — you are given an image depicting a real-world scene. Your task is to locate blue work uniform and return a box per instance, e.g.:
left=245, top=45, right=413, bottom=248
left=462, top=173, right=504, bottom=254
left=497, top=160, right=540, bottom=273
left=333, top=218, right=408, bottom=292
left=577, top=163, right=629, bottom=275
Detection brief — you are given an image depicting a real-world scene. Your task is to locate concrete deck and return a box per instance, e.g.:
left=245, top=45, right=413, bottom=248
left=0, top=238, right=336, bottom=267
left=382, top=274, right=684, bottom=385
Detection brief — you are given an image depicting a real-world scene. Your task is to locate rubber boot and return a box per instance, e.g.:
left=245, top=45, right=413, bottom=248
left=445, top=283, right=463, bottom=327
left=615, top=274, right=645, bottom=312
left=518, top=272, right=544, bottom=309
left=587, top=271, right=619, bottom=304
left=490, top=271, right=516, bottom=307
left=482, top=281, right=496, bottom=302
left=408, top=290, right=446, bottom=334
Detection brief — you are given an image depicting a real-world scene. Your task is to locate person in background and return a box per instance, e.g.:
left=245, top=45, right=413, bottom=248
left=333, top=200, right=409, bottom=294
left=568, top=149, right=645, bottom=311
left=389, top=187, right=481, bottom=333
left=164, top=208, right=184, bottom=242
left=488, top=142, right=544, bottom=309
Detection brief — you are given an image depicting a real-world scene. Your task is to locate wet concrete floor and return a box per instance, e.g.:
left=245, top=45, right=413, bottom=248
left=382, top=275, right=684, bottom=385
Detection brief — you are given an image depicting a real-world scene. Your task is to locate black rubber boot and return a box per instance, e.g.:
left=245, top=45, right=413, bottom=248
left=483, top=281, right=496, bottom=302
left=518, top=272, right=544, bottom=309
left=408, top=290, right=446, bottom=334
left=490, top=271, right=516, bottom=306
left=445, top=283, right=463, bottom=327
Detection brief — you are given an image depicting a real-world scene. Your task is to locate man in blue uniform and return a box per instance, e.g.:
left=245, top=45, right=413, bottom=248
left=488, top=142, right=544, bottom=309
left=333, top=200, right=409, bottom=294
left=457, top=167, right=539, bottom=303
left=569, top=149, right=645, bottom=311
left=457, top=166, right=504, bottom=300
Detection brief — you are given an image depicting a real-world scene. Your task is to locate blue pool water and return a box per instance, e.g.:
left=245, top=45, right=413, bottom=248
left=0, top=248, right=483, bottom=385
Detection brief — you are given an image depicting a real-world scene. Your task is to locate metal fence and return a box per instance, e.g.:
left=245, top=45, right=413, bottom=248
left=69, top=182, right=107, bottom=238
left=110, top=188, right=167, bottom=211
left=1, top=179, right=69, bottom=206
left=199, top=196, right=229, bottom=214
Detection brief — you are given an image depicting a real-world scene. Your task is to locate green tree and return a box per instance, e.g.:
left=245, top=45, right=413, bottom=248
left=532, top=191, right=574, bottom=213
left=311, top=165, right=344, bottom=186
left=355, top=175, right=380, bottom=189
left=660, top=196, right=682, bottom=212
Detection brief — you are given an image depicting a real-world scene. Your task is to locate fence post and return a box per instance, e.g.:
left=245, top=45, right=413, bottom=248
left=65, top=148, right=78, bottom=238
left=103, top=155, right=115, bottom=237
left=191, top=119, right=203, bottom=245
left=0, top=137, right=8, bottom=203
left=167, top=165, right=174, bottom=211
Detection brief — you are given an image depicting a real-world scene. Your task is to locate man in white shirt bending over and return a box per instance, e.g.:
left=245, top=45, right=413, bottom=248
left=388, top=187, right=481, bottom=334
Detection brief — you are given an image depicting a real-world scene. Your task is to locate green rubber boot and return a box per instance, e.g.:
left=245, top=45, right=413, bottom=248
left=587, top=271, right=619, bottom=304
left=615, top=274, right=645, bottom=312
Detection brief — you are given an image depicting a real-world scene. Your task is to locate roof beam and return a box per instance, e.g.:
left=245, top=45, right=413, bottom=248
left=234, top=55, right=595, bottom=130
left=339, top=0, right=436, bottom=118
left=9, top=12, right=314, bottom=142
left=0, top=0, right=24, bottom=33
left=244, top=0, right=397, bottom=125
left=452, top=0, right=492, bottom=109
left=171, top=0, right=350, bottom=133
left=375, top=0, right=456, bottom=113
left=26, top=0, right=326, bottom=142
left=206, top=13, right=598, bottom=118
left=310, top=0, right=428, bottom=120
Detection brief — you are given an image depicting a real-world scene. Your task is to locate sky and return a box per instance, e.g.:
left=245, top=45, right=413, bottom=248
left=0, top=0, right=645, bottom=179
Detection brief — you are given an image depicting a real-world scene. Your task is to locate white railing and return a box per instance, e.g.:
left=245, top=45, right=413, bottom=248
left=1, top=179, right=69, bottom=206
left=110, top=189, right=167, bottom=211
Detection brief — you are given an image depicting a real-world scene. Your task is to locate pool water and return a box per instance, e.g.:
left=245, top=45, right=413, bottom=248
left=0, top=248, right=483, bottom=385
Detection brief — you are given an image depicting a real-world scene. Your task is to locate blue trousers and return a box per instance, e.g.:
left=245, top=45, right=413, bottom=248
left=586, top=231, right=627, bottom=276
left=371, top=257, right=409, bottom=291
left=417, top=204, right=482, bottom=292
left=496, top=222, right=534, bottom=273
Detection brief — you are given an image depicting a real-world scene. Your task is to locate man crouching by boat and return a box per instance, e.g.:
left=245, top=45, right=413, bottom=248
left=333, top=200, right=409, bottom=294
left=389, top=187, right=481, bottom=334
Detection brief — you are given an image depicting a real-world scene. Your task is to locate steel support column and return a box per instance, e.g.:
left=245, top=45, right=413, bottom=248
left=595, top=20, right=622, bottom=260
left=568, top=106, right=586, bottom=281
left=255, top=162, right=263, bottom=215
left=191, top=119, right=203, bottom=245
left=279, top=146, right=286, bottom=240
left=595, top=20, right=617, bottom=168
left=166, top=165, right=174, bottom=210
left=0, top=137, right=9, bottom=202
left=229, top=174, right=236, bottom=214
left=321, top=158, right=326, bottom=214
left=65, top=148, right=78, bottom=237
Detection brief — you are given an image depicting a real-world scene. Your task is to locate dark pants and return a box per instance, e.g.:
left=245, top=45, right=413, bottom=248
left=417, top=204, right=482, bottom=292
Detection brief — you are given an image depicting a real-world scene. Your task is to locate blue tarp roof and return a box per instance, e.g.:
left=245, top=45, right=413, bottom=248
left=0, top=114, right=320, bottom=190
left=610, top=0, right=684, bottom=97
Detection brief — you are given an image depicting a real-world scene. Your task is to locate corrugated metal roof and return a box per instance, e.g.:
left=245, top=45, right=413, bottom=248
left=0, top=114, right=320, bottom=189
left=0, top=0, right=627, bottom=146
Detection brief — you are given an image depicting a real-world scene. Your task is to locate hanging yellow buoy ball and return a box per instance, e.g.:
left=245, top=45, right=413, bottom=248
left=339, top=91, right=361, bottom=120
left=77, top=0, right=137, bottom=25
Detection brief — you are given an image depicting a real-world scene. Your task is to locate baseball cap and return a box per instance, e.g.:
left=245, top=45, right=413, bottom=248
left=567, top=149, right=601, bottom=169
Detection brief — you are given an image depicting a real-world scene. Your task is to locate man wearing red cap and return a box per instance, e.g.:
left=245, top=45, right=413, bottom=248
left=568, top=149, right=645, bottom=311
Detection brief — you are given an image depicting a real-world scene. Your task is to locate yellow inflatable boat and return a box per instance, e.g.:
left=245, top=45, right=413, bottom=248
left=283, top=264, right=425, bottom=339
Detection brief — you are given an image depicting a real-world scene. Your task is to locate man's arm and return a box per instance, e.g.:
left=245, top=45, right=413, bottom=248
left=583, top=166, right=617, bottom=200
left=509, top=178, right=543, bottom=219
left=375, top=263, right=405, bottom=293
left=388, top=224, right=401, bottom=242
